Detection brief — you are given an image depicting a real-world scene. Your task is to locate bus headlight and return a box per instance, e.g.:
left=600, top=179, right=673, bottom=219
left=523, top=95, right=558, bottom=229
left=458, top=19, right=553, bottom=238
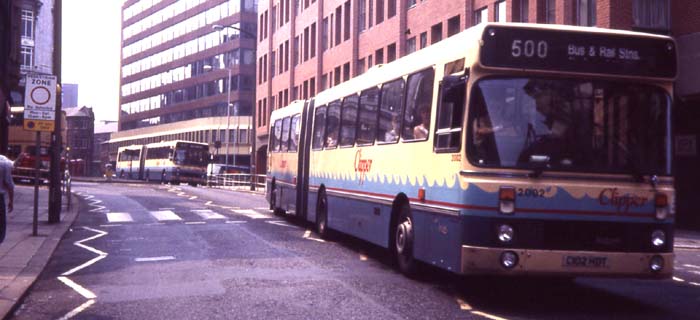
left=651, top=230, right=666, bottom=248
left=500, top=251, right=519, bottom=269
left=649, top=255, right=664, bottom=272
left=498, top=224, right=514, bottom=243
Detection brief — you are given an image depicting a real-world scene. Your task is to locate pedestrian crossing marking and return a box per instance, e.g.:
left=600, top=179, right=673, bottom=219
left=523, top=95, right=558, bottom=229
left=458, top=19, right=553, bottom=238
left=150, top=210, right=182, bottom=221
left=231, top=209, right=268, bottom=219
left=106, top=212, right=133, bottom=223
left=191, top=209, right=226, bottom=220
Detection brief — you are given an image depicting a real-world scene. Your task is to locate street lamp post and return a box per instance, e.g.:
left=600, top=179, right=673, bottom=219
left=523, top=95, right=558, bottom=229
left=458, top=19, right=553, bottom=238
left=212, top=23, right=257, bottom=190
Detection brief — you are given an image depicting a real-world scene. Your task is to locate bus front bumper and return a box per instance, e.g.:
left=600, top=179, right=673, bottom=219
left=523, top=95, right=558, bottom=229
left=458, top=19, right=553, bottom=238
left=460, top=245, right=673, bottom=278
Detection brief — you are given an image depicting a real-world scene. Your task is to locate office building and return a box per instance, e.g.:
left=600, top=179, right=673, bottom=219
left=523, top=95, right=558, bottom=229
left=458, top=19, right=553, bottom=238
left=117, top=0, right=258, bottom=167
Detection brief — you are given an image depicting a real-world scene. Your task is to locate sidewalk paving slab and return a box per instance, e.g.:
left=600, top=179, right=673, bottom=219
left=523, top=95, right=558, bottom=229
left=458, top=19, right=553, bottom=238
left=0, top=185, right=78, bottom=320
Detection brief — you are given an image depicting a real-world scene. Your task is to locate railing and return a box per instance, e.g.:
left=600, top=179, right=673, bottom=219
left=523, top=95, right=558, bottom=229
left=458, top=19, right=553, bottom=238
left=207, top=173, right=266, bottom=192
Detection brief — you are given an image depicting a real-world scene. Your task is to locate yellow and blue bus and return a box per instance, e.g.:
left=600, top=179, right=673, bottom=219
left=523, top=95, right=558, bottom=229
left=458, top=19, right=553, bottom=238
left=267, top=23, right=676, bottom=278
left=117, top=140, right=209, bottom=186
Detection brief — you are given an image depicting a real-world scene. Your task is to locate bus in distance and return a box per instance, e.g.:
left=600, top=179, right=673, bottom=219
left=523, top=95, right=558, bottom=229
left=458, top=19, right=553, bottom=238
left=267, top=23, right=676, bottom=279
left=116, top=141, right=209, bottom=186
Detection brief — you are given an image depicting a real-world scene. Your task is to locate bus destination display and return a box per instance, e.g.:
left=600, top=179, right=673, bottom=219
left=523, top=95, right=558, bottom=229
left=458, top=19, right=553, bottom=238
left=480, top=26, right=677, bottom=78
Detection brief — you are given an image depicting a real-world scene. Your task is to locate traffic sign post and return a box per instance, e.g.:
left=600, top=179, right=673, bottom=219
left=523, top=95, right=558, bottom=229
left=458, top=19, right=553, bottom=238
left=23, top=74, right=57, bottom=132
left=23, top=74, right=57, bottom=234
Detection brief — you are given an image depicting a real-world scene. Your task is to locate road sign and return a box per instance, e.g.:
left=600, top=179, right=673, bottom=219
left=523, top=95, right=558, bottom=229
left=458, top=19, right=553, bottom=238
left=23, top=74, right=57, bottom=132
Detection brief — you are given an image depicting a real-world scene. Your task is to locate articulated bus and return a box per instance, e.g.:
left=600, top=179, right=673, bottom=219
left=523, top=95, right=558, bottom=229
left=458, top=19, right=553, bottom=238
left=116, top=140, right=209, bottom=185
left=267, top=23, right=676, bottom=278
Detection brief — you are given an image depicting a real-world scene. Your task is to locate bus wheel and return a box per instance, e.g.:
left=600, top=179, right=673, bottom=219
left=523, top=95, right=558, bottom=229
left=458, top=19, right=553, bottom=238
left=394, top=203, right=417, bottom=276
left=316, top=190, right=330, bottom=239
left=271, top=189, right=283, bottom=216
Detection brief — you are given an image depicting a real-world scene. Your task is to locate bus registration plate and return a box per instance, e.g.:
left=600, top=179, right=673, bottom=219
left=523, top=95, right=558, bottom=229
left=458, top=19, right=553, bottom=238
left=562, top=255, right=609, bottom=268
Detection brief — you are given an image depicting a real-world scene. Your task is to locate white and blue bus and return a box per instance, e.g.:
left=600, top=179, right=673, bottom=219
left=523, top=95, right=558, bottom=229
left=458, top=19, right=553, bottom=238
left=267, top=23, right=676, bottom=278
left=117, top=140, right=209, bottom=186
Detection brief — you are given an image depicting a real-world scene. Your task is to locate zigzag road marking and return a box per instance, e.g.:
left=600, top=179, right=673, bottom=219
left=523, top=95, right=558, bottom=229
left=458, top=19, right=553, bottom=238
left=57, top=226, right=108, bottom=319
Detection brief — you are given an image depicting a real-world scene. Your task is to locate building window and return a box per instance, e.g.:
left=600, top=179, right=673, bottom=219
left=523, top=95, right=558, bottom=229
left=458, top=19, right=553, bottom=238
left=375, top=48, right=384, bottom=64
left=546, top=0, right=556, bottom=24
left=475, top=7, right=488, bottom=25
left=447, top=15, right=460, bottom=37
left=420, top=32, right=427, bottom=48
left=359, top=0, right=367, bottom=32
left=387, top=43, right=396, bottom=62
left=357, top=58, right=366, bottom=75
left=576, top=0, right=596, bottom=26
left=335, top=6, right=342, bottom=45
left=406, top=37, right=416, bottom=54
left=431, top=23, right=442, bottom=44
left=376, top=0, right=384, bottom=24
left=304, top=27, right=309, bottom=61
left=388, top=0, right=396, bottom=18
left=311, top=23, right=317, bottom=58
left=20, top=46, right=33, bottom=70
left=517, top=0, right=529, bottom=22
left=294, top=36, right=300, bottom=66
left=343, top=62, right=350, bottom=81
left=633, top=0, right=669, bottom=31
left=407, top=0, right=416, bottom=8
left=344, top=1, right=351, bottom=41
left=21, top=9, right=34, bottom=39
left=322, top=18, right=329, bottom=51
left=368, top=0, right=374, bottom=27
left=495, top=1, right=507, bottom=22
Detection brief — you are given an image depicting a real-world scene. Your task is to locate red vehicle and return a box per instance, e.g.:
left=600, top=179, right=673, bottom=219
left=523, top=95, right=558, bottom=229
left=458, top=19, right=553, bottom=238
left=12, top=151, right=65, bottom=184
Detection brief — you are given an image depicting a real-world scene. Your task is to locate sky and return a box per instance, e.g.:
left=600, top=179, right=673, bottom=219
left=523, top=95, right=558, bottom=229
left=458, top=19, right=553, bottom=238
left=62, top=0, right=123, bottom=122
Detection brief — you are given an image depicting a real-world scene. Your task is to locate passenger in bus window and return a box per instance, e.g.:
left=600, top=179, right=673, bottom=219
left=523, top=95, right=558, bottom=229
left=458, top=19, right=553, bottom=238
left=413, top=105, right=431, bottom=140
left=384, top=115, right=401, bottom=142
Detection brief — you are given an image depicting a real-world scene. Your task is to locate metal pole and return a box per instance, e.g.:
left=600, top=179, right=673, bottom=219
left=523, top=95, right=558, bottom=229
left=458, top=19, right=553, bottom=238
left=225, top=66, right=231, bottom=168
left=48, top=0, right=62, bottom=223
left=33, top=132, right=40, bottom=236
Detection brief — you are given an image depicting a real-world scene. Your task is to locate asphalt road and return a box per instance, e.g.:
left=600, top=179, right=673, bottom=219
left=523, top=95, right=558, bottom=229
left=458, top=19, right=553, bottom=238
left=9, top=182, right=700, bottom=320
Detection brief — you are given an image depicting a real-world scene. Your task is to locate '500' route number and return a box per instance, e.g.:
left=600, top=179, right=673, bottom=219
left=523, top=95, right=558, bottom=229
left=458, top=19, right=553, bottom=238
left=511, top=40, right=548, bottom=58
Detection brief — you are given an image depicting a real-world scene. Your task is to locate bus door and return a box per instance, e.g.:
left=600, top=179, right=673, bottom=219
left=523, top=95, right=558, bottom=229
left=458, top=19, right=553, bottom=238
left=296, top=99, right=315, bottom=221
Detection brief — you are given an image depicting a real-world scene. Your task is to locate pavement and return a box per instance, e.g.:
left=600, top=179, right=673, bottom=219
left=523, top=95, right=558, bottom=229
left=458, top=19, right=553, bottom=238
left=0, top=179, right=698, bottom=320
left=0, top=184, right=78, bottom=319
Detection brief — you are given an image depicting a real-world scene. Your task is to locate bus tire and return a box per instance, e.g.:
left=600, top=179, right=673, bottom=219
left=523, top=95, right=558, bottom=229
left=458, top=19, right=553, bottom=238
left=394, top=202, right=418, bottom=276
left=316, top=189, right=331, bottom=239
left=269, top=179, right=276, bottom=210
left=271, top=190, right=283, bottom=216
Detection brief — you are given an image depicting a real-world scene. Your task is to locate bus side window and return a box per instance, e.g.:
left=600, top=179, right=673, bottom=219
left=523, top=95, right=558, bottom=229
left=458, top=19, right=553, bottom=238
left=403, top=68, right=436, bottom=141
left=435, top=75, right=467, bottom=152
left=357, top=87, right=380, bottom=145
left=325, top=101, right=341, bottom=148
left=272, top=119, right=282, bottom=152
left=281, top=116, right=291, bottom=152
left=340, top=94, right=359, bottom=147
left=289, top=114, right=301, bottom=152
left=378, top=78, right=405, bottom=144
left=312, top=106, right=327, bottom=150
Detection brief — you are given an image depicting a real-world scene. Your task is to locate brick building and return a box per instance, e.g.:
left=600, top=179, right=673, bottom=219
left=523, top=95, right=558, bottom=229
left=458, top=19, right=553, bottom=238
left=255, top=0, right=700, bottom=228
left=117, top=0, right=258, bottom=167
left=65, top=106, right=94, bottom=176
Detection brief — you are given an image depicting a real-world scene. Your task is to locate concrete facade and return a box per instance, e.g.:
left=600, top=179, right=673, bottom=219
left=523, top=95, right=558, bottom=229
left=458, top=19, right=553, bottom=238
left=118, top=0, right=258, bottom=166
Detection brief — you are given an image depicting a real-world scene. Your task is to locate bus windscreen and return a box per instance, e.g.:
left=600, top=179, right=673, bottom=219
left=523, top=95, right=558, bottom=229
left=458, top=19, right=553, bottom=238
left=480, top=25, right=677, bottom=78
